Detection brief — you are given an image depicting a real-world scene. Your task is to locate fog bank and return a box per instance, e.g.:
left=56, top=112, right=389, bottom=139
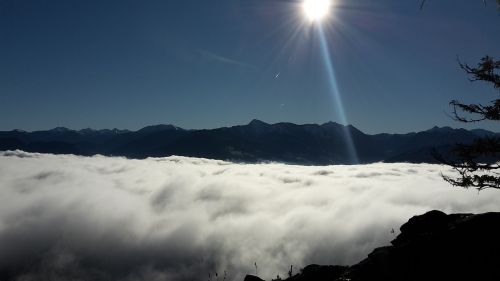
left=1, top=151, right=499, bottom=281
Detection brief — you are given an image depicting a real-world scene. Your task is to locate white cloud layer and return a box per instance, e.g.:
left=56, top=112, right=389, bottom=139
left=1, top=151, right=499, bottom=281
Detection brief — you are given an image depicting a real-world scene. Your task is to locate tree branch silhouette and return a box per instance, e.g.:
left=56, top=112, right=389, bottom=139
left=438, top=56, right=500, bottom=190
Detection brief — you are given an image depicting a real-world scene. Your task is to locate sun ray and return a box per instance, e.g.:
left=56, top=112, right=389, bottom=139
left=317, top=24, right=359, bottom=164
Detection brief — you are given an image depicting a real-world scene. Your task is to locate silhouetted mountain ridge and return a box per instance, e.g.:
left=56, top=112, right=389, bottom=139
left=0, top=120, right=498, bottom=164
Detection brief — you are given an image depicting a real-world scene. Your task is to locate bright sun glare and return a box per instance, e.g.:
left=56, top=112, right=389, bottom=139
left=302, top=0, right=331, bottom=22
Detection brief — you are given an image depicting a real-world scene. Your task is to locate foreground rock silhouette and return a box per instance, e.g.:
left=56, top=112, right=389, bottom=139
left=245, top=210, right=500, bottom=281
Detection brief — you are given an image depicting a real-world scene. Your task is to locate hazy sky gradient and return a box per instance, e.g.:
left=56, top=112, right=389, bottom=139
left=0, top=0, right=498, bottom=133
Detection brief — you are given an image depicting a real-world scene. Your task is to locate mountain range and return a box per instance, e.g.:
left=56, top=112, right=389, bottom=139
left=0, top=120, right=498, bottom=164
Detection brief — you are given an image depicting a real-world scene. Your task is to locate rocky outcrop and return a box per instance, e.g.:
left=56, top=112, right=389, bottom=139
left=287, top=264, right=347, bottom=281
left=244, top=275, right=265, bottom=281
left=244, top=210, right=500, bottom=281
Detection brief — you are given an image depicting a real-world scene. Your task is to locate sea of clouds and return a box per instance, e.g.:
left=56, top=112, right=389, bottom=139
left=1, top=150, right=499, bottom=281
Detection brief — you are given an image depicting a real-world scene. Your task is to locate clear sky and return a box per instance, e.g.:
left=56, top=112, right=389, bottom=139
left=0, top=0, right=498, bottom=133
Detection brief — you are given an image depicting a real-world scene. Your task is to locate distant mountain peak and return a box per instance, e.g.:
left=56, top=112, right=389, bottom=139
left=427, top=126, right=454, bottom=133
left=50, top=127, right=71, bottom=133
left=248, top=119, right=270, bottom=127
left=79, top=128, right=96, bottom=133
left=111, top=128, right=130, bottom=134
left=346, top=124, right=364, bottom=134
left=78, top=128, right=130, bottom=135
left=470, top=128, right=496, bottom=137
left=321, top=121, right=343, bottom=127
left=137, top=124, right=182, bottom=134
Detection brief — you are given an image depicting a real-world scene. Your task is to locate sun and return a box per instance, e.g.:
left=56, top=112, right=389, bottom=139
left=302, top=0, right=331, bottom=22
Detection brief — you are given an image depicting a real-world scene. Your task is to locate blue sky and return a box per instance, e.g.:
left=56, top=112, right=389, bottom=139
left=0, top=0, right=498, bottom=133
